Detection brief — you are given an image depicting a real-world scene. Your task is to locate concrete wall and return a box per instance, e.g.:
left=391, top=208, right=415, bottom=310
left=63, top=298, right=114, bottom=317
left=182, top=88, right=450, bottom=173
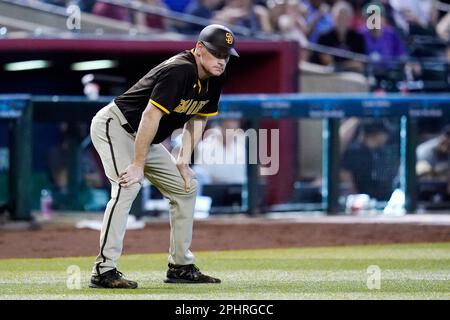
left=297, top=61, right=369, bottom=180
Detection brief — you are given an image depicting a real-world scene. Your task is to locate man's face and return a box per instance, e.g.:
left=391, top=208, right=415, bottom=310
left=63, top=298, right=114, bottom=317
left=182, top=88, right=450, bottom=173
left=198, top=43, right=229, bottom=77
left=366, top=132, right=389, bottom=149
left=334, top=7, right=353, bottom=31
left=373, top=132, right=389, bottom=148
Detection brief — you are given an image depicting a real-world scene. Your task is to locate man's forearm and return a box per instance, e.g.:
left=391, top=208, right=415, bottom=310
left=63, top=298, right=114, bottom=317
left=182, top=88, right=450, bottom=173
left=177, top=116, right=207, bottom=165
left=133, top=110, right=161, bottom=167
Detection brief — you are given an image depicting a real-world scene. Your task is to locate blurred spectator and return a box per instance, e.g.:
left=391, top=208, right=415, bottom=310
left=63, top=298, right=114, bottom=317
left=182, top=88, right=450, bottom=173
left=416, top=125, right=450, bottom=181
left=360, top=2, right=406, bottom=64
left=184, top=0, right=225, bottom=33
left=273, top=0, right=309, bottom=47
left=437, top=11, right=450, bottom=43
left=266, top=0, right=285, bottom=29
left=348, top=0, right=396, bottom=29
left=81, top=74, right=100, bottom=100
left=303, top=0, right=334, bottom=43
left=47, top=123, right=84, bottom=209
left=48, top=123, right=77, bottom=193
left=416, top=125, right=450, bottom=202
left=389, top=0, right=439, bottom=57
left=82, top=146, right=109, bottom=190
left=214, top=0, right=273, bottom=33
left=340, top=120, right=397, bottom=201
left=347, top=0, right=368, bottom=29
left=339, top=117, right=360, bottom=154
left=437, top=2, right=450, bottom=61
left=92, top=1, right=132, bottom=22
left=389, top=0, right=438, bottom=35
left=186, top=0, right=224, bottom=20
left=365, top=0, right=397, bottom=28
left=134, top=0, right=169, bottom=31
left=48, top=122, right=107, bottom=209
left=76, top=0, right=97, bottom=13
left=163, top=0, right=192, bottom=12
left=312, top=1, right=366, bottom=72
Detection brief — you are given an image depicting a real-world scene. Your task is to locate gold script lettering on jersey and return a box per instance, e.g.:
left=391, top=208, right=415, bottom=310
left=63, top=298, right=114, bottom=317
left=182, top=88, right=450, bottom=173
left=174, top=99, right=210, bottom=115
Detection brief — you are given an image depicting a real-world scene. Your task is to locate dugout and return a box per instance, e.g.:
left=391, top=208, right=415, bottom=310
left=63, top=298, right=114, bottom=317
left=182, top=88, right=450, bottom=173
left=0, top=38, right=299, bottom=220
left=1, top=40, right=450, bottom=220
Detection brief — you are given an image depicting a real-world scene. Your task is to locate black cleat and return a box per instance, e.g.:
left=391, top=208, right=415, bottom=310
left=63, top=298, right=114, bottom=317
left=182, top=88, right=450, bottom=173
left=164, top=264, right=221, bottom=284
left=89, top=269, right=138, bottom=289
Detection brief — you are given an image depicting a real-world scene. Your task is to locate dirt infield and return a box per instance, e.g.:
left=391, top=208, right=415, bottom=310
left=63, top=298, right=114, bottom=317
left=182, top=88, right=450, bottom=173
left=1, top=214, right=450, bottom=259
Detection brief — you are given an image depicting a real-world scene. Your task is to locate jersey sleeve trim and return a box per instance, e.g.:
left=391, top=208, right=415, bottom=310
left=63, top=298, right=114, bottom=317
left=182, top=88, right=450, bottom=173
left=196, top=111, right=219, bottom=117
left=150, top=99, right=170, bottom=114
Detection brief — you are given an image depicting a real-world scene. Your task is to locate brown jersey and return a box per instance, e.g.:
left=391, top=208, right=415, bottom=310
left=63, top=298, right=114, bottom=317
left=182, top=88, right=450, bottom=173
left=115, top=50, right=224, bottom=144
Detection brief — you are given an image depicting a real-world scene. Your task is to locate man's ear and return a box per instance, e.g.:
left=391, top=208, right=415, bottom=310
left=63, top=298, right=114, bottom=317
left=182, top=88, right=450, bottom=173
left=195, top=42, right=205, bottom=55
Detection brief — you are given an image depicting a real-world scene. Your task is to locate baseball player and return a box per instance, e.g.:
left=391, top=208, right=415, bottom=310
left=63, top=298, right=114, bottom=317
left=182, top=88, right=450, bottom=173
left=89, top=24, right=239, bottom=289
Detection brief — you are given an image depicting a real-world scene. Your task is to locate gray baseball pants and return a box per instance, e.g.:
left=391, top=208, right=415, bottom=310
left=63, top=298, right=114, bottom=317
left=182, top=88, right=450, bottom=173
left=90, top=102, right=197, bottom=275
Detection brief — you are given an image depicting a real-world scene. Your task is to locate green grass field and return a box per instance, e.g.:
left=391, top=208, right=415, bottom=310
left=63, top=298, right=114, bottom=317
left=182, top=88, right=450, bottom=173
left=0, top=243, right=449, bottom=300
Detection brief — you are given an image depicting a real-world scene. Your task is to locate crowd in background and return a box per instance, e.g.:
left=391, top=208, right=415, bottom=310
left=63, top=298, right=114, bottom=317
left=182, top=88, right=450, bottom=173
left=23, top=0, right=450, bottom=209
left=38, top=1, right=450, bottom=61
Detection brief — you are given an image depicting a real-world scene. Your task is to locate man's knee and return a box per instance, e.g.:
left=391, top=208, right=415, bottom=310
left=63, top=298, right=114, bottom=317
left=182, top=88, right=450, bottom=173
left=187, top=178, right=198, bottom=196
left=120, top=182, right=142, bottom=198
left=172, top=177, right=198, bottom=198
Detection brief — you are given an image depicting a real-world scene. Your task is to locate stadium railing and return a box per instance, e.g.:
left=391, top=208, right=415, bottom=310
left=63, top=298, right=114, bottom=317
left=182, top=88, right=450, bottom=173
left=2, top=93, right=450, bottom=220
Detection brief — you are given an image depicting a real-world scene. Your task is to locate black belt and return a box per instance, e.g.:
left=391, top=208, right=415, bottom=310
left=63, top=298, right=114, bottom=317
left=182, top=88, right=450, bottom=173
left=122, top=123, right=136, bottom=135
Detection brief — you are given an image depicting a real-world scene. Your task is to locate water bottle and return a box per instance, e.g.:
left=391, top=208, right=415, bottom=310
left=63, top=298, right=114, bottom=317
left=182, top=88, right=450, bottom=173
left=40, top=189, right=53, bottom=219
left=383, top=188, right=406, bottom=216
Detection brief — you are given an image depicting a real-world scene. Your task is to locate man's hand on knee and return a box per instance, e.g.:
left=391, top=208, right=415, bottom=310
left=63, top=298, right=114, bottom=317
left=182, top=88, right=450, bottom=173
left=176, top=163, right=196, bottom=192
left=119, top=163, right=144, bottom=187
